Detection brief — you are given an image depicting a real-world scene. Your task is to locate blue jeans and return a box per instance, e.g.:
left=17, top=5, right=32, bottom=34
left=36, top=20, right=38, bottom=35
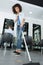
left=16, top=25, right=23, bottom=49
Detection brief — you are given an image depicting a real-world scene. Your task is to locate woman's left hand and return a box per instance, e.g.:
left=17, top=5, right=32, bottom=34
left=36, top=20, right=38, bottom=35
left=20, top=24, right=23, bottom=28
left=20, top=19, right=25, bottom=28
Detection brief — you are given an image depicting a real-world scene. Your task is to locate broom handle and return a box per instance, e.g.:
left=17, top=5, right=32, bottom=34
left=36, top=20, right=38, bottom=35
left=23, top=32, right=32, bottom=62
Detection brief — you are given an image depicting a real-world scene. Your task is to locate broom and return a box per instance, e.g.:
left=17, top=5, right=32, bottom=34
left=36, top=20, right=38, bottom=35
left=22, top=32, right=40, bottom=65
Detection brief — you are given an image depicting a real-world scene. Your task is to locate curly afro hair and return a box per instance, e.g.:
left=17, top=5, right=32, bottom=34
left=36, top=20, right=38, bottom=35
left=12, top=3, right=22, bottom=14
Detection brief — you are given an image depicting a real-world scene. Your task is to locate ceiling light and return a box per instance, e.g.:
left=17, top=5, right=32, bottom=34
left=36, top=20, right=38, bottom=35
left=29, top=11, right=32, bottom=14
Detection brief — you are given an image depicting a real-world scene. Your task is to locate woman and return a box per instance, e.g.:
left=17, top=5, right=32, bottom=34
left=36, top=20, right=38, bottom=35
left=12, top=3, right=25, bottom=54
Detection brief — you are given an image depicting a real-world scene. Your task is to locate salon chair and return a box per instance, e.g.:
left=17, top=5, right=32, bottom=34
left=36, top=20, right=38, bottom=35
left=1, top=33, right=13, bottom=48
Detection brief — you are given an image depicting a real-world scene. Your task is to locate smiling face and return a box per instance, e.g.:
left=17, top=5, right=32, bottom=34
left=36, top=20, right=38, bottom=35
left=15, top=7, right=20, bottom=14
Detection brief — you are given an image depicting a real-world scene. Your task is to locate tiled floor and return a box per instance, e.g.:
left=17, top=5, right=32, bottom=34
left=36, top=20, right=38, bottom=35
left=0, top=48, right=43, bottom=65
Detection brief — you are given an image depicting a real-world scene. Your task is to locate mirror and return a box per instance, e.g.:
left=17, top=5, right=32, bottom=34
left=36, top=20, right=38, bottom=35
left=2, top=18, right=14, bottom=34
left=33, top=24, right=41, bottom=45
left=23, top=22, right=29, bottom=36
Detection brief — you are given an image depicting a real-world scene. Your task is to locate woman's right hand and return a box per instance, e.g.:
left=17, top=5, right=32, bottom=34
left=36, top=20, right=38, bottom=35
left=15, top=16, right=18, bottom=22
left=15, top=14, right=19, bottom=22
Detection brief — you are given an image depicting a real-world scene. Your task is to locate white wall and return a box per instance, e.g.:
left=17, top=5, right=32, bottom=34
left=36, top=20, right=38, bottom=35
left=0, top=11, right=43, bottom=39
